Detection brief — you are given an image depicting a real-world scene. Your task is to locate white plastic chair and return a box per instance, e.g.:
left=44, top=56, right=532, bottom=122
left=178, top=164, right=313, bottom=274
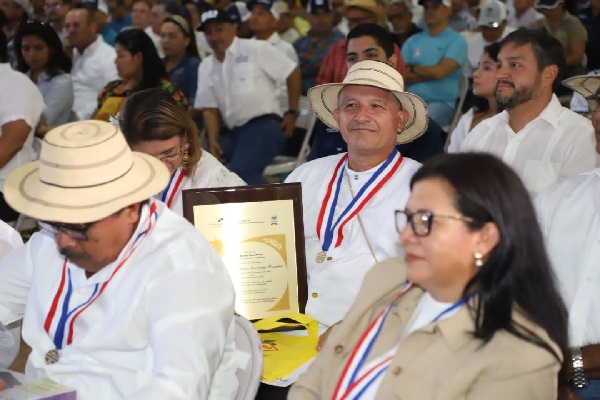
left=263, top=96, right=317, bottom=178
left=234, top=314, right=263, bottom=400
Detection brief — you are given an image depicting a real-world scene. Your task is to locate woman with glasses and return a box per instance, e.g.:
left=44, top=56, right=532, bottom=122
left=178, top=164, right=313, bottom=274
left=92, top=28, right=188, bottom=122
left=289, top=152, right=567, bottom=399
left=118, top=88, right=245, bottom=215
left=14, top=19, right=74, bottom=135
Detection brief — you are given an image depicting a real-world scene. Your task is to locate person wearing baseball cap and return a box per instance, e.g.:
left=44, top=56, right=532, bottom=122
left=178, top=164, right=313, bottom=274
left=195, top=8, right=301, bottom=184
left=402, top=0, right=467, bottom=127
left=529, top=0, right=588, bottom=78
left=463, top=0, right=515, bottom=77
left=0, top=120, right=237, bottom=399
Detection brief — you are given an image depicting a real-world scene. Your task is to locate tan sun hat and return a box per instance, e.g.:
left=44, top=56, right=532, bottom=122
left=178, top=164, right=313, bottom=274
left=339, top=0, right=385, bottom=17
left=307, top=60, right=429, bottom=144
left=4, top=120, right=170, bottom=224
left=562, top=75, right=600, bottom=98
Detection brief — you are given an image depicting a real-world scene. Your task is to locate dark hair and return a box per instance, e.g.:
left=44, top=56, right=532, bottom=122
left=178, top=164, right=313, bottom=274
left=115, top=28, right=167, bottom=91
left=163, top=15, right=200, bottom=58
left=155, top=0, right=183, bottom=16
left=14, top=20, right=72, bottom=75
left=73, top=4, right=97, bottom=23
left=499, top=29, right=566, bottom=91
left=0, top=29, right=6, bottom=63
left=346, top=23, right=395, bottom=59
left=119, top=88, right=202, bottom=177
left=410, top=153, right=568, bottom=361
left=471, top=41, right=501, bottom=114
left=0, top=9, right=7, bottom=31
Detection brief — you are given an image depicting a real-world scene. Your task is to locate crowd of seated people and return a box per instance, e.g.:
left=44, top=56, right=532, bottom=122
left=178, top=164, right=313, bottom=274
left=1, top=0, right=600, bottom=398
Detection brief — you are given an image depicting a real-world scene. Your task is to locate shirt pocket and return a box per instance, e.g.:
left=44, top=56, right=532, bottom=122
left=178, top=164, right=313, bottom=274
left=521, top=160, right=561, bottom=194
left=233, top=61, right=256, bottom=95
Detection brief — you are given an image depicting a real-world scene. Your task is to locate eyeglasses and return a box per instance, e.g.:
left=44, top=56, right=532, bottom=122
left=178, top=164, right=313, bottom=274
left=37, top=220, right=97, bottom=241
left=158, top=146, right=183, bottom=163
left=586, top=94, right=600, bottom=112
left=395, top=209, right=474, bottom=237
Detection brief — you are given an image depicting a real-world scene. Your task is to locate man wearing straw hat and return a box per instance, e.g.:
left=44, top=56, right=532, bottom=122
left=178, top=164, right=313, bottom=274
left=285, top=59, right=427, bottom=349
left=0, top=121, right=237, bottom=399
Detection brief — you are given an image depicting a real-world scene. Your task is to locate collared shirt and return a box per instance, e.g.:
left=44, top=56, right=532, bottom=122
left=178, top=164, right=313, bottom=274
left=317, top=38, right=406, bottom=86
left=463, top=26, right=516, bottom=77
left=294, top=30, right=345, bottom=94
left=160, top=152, right=246, bottom=216
left=535, top=169, right=600, bottom=347
left=0, top=64, right=45, bottom=192
left=71, top=36, right=119, bottom=120
left=402, top=28, right=467, bottom=108
left=284, top=153, right=421, bottom=327
left=27, top=70, right=74, bottom=126
left=165, top=53, right=201, bottom=104
left=528, top=11, right=588, bottom=61
left=195, top=37, right=297, bottom=129
left=448, top=7, right=477, bottom=32
left=262, top=32, right=298, bottom=113
left=447, top=108, right=474, bottom=153
left=460, top=94, right=597, bottom=195
left=0, top=201, right=237, bottom=399
left=507, top=6, right=543, bottom=28
left=0, top=220, right=22, bottom=368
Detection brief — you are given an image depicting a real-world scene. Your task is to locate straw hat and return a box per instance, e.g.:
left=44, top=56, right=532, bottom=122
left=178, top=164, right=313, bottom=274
left=4, top=121, right=169, bottom=224
left=562, top=75, right=600, bottom=98
left=339, top=0, right=385, bottom=17
left=307, top=60, right=429, bottom=144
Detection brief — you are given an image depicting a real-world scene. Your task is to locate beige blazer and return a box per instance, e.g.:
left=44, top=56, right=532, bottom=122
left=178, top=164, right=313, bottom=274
left=289, top=257, right=562, bottom=400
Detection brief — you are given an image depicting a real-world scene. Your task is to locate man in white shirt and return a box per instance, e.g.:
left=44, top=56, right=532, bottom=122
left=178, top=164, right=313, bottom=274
left=0, top=32, right=45, bottom=223
left=195, top=9, right=301, bottom=185
left=463, top=0, right=515, bottom=77
left=64, top=7, right=118, bottom=120
left=45, top=0, right=71, bottom=40
left=0, top=120, right=237, bottom=400
left=247, top=0, right=299, bottom=112
left=460, top=29, right=596, bottom=195
left=0, top=220, right=22, bottom=369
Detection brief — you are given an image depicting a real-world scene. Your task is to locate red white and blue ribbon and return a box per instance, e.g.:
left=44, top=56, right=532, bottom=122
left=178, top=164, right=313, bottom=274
left=316, top=149, right=403, bottom=252
left=43, top=201, right=159, bottom=350
left=159, top=166, right=187, bottom=209
left=332, top=284, right=473, bottom=400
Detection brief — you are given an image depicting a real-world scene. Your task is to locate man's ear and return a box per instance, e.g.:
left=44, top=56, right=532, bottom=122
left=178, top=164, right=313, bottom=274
left=541, top=64, right=558, bottom=90
left=396, top=108, right=409, bottom=133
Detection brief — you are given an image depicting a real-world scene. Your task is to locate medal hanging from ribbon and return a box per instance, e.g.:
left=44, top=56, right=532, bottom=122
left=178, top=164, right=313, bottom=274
left=315, top=150, right=403, bottom=263
left=159, top=166, right=187, bottom=209
left=332, top=285, right=474, bottom=400
left=43, top=201, right=159, bottom=357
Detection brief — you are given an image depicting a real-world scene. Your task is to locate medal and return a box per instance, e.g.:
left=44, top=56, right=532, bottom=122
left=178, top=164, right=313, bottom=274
left=315, top=251, right=326, bottom=263
left=45, top=349, right=60, bottom=365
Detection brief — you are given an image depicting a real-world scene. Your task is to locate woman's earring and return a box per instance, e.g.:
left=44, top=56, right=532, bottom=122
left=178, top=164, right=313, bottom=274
left=474, top=252, right=484, bottom=267
left=182, top=142, right=190, bottom=166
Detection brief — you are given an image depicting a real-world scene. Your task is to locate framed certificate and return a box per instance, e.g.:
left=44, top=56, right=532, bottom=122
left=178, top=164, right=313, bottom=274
left=183, top=183, right=307, bottom=320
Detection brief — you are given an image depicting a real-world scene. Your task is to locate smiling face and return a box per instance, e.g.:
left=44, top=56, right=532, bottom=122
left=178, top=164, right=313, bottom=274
left=333, top=85, right=407, bottom=164
left=399, top=178, right=492, bottom=300
left=494, top=41, right=543, bottom=110
left=472, top=51, right=498, bottom=98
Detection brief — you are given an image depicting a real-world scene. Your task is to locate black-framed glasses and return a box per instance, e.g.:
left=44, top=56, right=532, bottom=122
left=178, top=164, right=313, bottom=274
left=37, top=221, right=97, bottom=241
left=158, top=146, right=183, bottom=163
left=395, top=209, right=474, bottom=237
left=586, top=94, right=600, bottom=112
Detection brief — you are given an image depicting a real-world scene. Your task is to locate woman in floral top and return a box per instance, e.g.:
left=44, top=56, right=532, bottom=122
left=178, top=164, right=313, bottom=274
left=93, top=28, right=187, bottom=122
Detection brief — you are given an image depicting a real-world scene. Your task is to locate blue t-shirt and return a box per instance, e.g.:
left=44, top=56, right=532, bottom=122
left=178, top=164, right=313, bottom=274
left=165, top=54, right=201, bottom=104
left=401, top=28, right=467, bottom=108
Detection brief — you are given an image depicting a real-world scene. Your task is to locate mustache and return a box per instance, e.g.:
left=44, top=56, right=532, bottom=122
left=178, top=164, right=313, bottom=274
left=59, top=247, right=92, bottom=261
left=496, top=79, right=514, bottom=89
left=348, top=122, right=375, bottom=131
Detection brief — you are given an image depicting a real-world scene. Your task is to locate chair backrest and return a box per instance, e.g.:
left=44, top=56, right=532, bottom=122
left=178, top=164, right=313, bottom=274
left=234, top=314, right=263, bottom=400
left=444, top=75, right=470, bottom=148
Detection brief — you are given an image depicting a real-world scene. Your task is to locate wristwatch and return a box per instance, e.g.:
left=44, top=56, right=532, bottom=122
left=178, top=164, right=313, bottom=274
left=284, top=109, right=299, bottom=117
left=570, top=347, right=589, bottom=388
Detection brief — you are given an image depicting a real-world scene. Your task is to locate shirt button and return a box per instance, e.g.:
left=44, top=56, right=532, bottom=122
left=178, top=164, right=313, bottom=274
left=312, top=292, right=318, bottom=298
left=391, top=366, right=402, bottom=375
left=335, top=345, right=344, bottom=354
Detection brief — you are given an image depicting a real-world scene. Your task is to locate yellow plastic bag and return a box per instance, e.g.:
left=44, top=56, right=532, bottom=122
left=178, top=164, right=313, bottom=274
left=253, top=313, right=319, bottom=381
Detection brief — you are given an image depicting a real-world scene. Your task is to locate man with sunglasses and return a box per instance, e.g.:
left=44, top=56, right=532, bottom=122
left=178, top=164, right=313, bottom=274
left=535, top=76, right=600, bottom=400
left=0, top=121, right=237, bottom=399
